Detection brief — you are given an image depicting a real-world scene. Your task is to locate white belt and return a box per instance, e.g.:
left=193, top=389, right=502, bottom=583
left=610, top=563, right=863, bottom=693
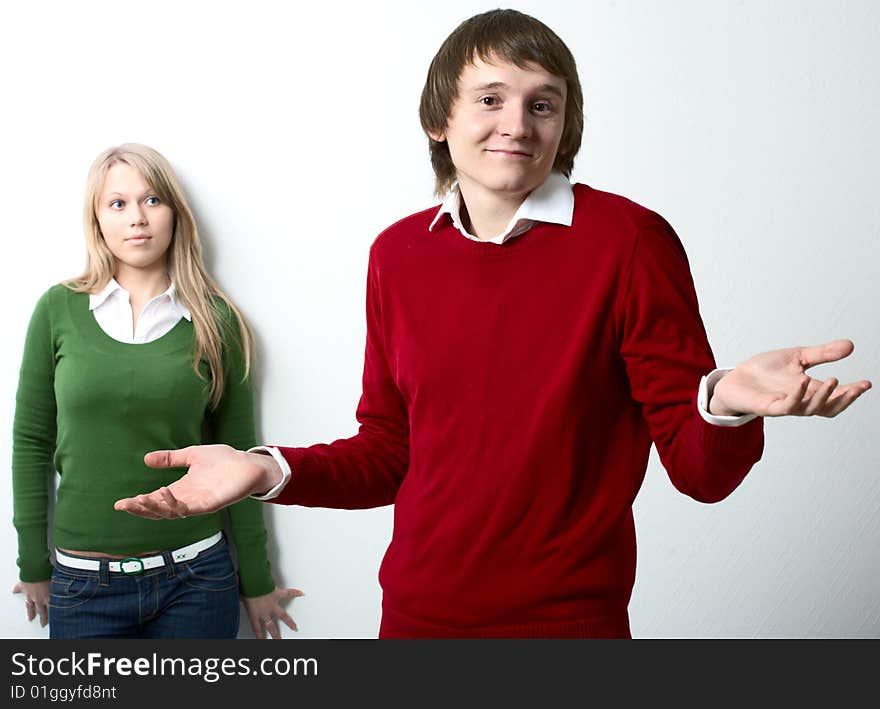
left=54, top=532, right=223, bottom=575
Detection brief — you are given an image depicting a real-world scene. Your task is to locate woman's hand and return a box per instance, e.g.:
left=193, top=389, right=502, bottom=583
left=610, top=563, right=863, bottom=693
left=241, top=586, right=305, bottom=639
left=12, top=580, right=51, bottom=627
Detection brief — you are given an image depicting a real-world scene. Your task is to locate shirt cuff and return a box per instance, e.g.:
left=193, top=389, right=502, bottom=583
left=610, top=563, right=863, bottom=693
left=246, top=446, right=292, bottom=500
left=698, top=368, right=759, bottom=427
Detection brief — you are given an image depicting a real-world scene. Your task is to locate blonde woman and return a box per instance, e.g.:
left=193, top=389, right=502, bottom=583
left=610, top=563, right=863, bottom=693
left=12, top=144, right=301, bottom=638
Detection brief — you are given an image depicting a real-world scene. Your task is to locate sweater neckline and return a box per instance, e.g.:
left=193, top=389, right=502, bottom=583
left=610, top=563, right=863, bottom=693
left=433, top=217, right=561, bottom=257
left=430, top=184, right=592, bottom=256
left=67, top=287, right=192, bottom=353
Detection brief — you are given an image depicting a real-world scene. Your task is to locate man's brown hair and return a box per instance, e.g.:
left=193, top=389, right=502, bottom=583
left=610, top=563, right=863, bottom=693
left=419, top=9, right=584, bottom=196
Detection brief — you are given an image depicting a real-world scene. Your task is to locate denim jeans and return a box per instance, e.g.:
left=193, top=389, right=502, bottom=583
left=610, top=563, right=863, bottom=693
left=48, top=534, right=240, bottom=639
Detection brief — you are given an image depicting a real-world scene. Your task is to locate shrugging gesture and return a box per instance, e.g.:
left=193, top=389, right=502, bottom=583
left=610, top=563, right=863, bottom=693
left=114, top=445, right=280, bottom=519
left=709, top=339, right=871, bottom=418
left=115, top=340, right=871, bottom=523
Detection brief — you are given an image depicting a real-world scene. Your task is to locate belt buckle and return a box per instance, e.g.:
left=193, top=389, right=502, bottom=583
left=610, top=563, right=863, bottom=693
left=120, top=557, right=145, bottom=575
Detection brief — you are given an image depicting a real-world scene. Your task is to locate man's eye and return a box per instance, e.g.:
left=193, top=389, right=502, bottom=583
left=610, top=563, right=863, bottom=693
left=480, top=96, right=498, bottom=106
left=532, top=102, right=551, bottom=113
left=145, top=196, right=161, bottom=206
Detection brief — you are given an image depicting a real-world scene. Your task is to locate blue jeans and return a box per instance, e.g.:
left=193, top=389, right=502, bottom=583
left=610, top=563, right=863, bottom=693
left=48, top=535, right=240, bottom=639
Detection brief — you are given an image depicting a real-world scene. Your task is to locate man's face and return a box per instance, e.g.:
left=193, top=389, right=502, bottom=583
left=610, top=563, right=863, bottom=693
left=434, top=55, right=567, bottom=201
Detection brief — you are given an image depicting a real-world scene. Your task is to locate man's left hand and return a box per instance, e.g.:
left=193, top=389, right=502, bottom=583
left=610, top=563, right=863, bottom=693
left=709, top=339, right=871, bottom=418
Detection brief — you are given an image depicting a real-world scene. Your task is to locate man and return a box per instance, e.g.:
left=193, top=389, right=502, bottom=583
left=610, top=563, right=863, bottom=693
left=115, top=9, right=871, bottom=637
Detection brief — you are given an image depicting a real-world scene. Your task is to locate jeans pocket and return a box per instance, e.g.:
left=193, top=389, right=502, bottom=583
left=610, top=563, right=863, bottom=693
left=181, top=548, right=238, bottom=593
left=49, top=570, right=99, bottom=609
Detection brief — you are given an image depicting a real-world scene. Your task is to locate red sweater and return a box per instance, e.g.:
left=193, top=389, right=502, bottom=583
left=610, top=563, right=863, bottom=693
left=273, top=184, right=764, bottom=637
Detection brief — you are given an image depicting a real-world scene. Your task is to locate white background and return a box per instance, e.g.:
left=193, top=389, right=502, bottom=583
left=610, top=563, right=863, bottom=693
left=1, top=0, right=877, bottom=638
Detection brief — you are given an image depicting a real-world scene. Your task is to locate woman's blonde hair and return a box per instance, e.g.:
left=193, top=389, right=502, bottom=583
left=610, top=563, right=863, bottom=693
left=69, top=143, right=253, bottom=410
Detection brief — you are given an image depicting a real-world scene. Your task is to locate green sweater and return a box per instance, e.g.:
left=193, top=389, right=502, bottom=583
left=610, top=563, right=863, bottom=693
left=12, top=284, right=273, bottom=597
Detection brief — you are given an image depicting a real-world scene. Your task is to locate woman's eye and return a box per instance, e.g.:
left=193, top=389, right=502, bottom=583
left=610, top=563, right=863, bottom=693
left=480, top=96, right=498, bottom=106
left=110, top=200, right=123, bottom=209
left=145, top=196, right=161, bottom=206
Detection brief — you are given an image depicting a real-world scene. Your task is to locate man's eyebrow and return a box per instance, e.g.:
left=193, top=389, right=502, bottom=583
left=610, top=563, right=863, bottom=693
left=469, top=81, right=565, bottom=98
left=469, top=81, right=507, bottom=92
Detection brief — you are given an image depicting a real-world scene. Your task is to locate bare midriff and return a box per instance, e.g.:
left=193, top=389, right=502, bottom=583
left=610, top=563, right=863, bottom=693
left=58, top=548, right=161, bottom=559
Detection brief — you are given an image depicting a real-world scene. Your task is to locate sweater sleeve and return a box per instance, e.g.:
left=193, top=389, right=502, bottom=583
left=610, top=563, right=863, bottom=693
left=12, top=289, right=57, bottom=582
left=207, top=304, right=273, bottom=597
left=271, top=244, right=410, bottom=509
left=617, top=216, right=764, bottom=503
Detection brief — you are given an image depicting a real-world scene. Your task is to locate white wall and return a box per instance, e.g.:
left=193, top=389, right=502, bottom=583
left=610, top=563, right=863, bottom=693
left=1, top=0, right=877, bottom=638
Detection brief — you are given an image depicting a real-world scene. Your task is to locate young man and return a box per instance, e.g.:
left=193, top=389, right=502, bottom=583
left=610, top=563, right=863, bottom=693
left=115, top=10, right=871, bottom=637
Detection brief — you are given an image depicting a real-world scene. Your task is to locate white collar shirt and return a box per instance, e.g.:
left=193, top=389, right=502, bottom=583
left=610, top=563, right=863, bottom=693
left=428, top=170, right=575, bottom=244
left=89, top=278, right=192, bottom=344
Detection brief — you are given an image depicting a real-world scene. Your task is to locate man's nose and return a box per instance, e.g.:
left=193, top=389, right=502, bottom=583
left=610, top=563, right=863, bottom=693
left=498, top=104, right=531, bottom=139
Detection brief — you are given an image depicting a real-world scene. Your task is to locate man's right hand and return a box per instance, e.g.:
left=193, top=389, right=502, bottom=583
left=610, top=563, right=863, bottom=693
left=114, top=444, right=283, bottom=519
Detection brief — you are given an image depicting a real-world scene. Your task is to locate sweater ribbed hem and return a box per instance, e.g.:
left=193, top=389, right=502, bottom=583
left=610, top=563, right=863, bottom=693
left=236, top=556, right=274, bottom=598
left=16, top=525, right=52, bottom=582
left=379, top=603, right=631, bottom=639
left=696, top=411, right=764, bottom=454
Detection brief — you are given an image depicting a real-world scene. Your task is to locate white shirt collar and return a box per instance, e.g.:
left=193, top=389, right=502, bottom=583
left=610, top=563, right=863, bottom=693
left=88, top=278, right=123, bottom=310
left=89, top=277, right=192, bottom=321
left=428, top=171, right=575, bottom=244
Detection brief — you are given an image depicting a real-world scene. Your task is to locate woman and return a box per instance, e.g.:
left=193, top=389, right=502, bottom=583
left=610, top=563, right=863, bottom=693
left=12, top=143, right=301, bottom=639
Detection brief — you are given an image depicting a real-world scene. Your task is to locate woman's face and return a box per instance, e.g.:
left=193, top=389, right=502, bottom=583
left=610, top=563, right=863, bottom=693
left=96, top=162, right=174, bottom=278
